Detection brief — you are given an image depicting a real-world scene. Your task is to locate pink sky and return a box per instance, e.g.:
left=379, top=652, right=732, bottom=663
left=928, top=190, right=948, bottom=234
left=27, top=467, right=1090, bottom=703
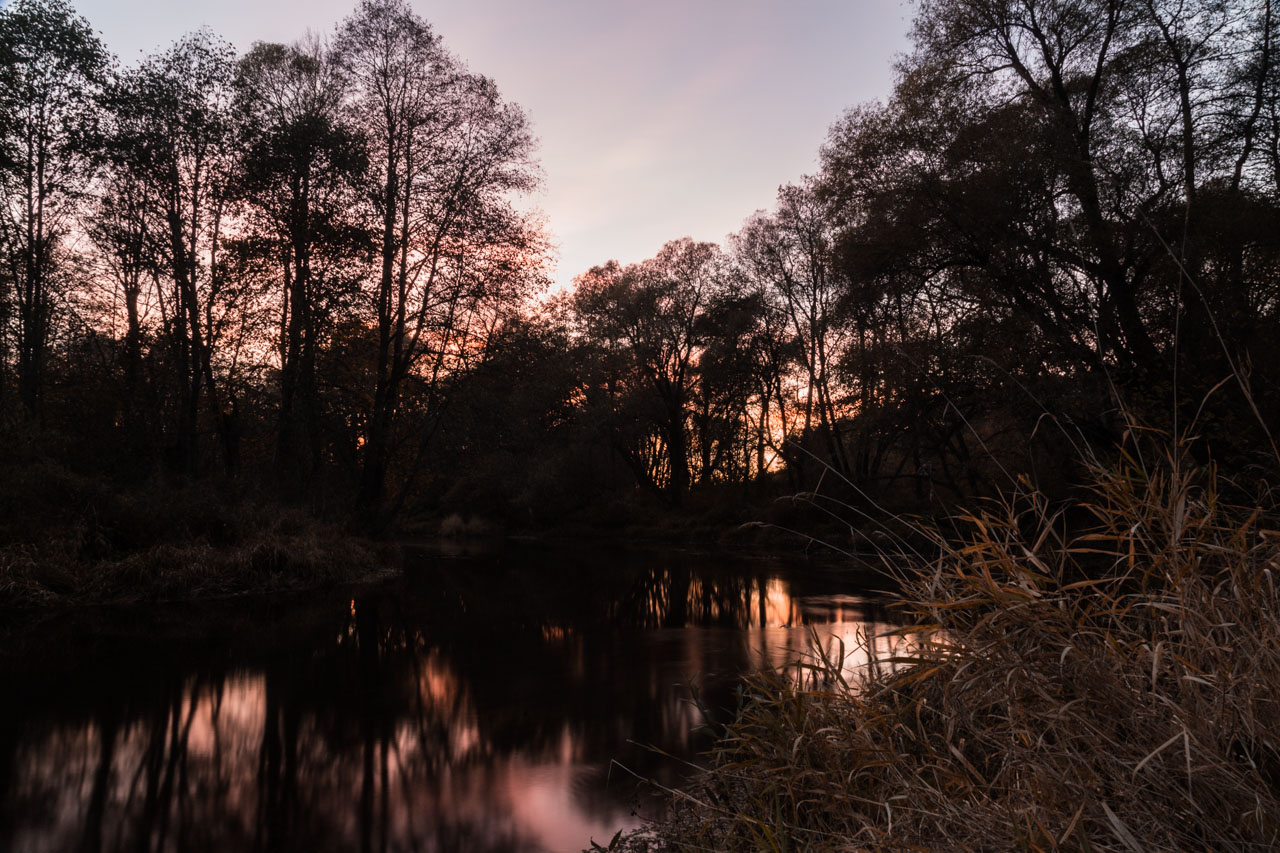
left=70, top=0, right=913, bottom=288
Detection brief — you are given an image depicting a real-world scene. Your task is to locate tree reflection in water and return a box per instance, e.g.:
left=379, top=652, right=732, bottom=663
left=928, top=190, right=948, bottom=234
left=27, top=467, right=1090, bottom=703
left=0, top=547, right=919, bottom=852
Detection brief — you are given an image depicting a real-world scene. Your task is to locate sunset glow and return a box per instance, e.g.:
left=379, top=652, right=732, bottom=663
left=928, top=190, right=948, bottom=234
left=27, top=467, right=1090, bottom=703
left=66, top=0, right=912, bottom=288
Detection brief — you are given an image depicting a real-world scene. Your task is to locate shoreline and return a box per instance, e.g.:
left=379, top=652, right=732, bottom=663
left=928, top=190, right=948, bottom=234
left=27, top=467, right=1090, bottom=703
left=1, top=519, right=894, bottom=610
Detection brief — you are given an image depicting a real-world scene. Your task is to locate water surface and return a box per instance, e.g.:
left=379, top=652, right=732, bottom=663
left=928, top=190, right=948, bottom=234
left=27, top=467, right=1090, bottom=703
left=0, top=545, right=913, bottom=852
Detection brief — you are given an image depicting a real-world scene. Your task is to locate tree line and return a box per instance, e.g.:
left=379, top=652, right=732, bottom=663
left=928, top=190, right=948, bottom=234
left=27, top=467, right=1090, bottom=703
left=3, top=0, right=1278, bottom=532
left=0, top=0, right=543, bottom=523
left=555, top=0, right=1280, bottom=515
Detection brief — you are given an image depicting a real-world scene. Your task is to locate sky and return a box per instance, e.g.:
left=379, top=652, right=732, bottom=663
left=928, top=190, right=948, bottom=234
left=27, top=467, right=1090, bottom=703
left=67, top=0, right=914, bottom=289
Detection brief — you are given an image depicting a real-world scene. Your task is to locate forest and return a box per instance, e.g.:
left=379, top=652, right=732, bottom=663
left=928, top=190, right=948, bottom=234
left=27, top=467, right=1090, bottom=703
left=2, top=0, right=1279, bottom=577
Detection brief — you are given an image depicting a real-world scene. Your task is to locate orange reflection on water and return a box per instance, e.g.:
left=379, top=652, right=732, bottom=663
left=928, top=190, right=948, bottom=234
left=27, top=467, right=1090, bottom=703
left=9, top=657, right=640, bottom=851
left=747, top=577, right=799, bottom=626
left=4, top=561, right=923, bottom=853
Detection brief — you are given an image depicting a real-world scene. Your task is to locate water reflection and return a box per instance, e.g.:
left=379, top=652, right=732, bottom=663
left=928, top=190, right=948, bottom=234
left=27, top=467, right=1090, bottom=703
left=0, top=547, right=919, bottom=852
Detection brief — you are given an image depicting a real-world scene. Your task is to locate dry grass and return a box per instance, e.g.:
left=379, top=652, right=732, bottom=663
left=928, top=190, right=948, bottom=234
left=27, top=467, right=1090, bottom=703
left=626, top=433, right=1280, bottom=851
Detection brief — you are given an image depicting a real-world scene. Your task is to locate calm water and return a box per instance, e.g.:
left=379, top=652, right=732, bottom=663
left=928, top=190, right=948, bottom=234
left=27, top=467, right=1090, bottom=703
left=0, top=545, right=913, bottom=853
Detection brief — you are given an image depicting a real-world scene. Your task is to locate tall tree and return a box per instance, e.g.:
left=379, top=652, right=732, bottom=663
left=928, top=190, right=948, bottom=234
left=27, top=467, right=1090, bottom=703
left=86, top=155, right=155, bottom=424
left=800, top=0, right=1280, bottom=489
left=691, top=286, right=773, bottom=484
left=234, top=37, right=369, bottom=483
left=733, top=182, right=853, bottom=478
left=902, top=0, right=1280, bottom=377
left=335, top=0, right=543, bottom=515
left=109, top=30, right=241, bottom=476
left=0, top=0, right=109, bottom=416
left=573, top=239, right=727, bottom=505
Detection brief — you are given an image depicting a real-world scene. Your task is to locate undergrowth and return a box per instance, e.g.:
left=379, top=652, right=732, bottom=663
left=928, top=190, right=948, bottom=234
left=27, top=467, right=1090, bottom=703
left=622, top=430, right=1280, bottom=851
left=0, top=473, right=389, bottom=607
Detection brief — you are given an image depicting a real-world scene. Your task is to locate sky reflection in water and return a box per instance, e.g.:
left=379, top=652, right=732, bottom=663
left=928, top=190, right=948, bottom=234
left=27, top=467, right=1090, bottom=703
left=1, top=548, right=919, bottom=852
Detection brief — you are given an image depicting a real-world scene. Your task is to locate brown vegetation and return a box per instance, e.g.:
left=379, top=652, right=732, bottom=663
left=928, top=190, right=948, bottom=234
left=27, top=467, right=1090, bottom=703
left=625, top=433, right=1280, bottom=851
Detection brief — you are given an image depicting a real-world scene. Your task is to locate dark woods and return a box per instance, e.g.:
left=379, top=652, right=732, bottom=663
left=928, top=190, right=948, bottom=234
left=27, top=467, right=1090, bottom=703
left=0, top=0, right=544, bottom=539
left=2, top=0, right=1279, bottom=552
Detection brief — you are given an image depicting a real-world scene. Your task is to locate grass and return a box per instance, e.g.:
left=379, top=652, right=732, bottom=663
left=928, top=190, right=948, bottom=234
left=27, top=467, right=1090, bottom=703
left=620, top=430, right=1280, bottom=851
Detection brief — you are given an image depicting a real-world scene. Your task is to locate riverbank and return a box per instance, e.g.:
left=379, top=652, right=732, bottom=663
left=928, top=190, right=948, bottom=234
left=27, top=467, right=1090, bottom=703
left=0, top=531, right=390, bottom=608
left=0, top=465, right=396, bottom=607
left=416, top=479, right=930, bottom=563
left=618, top=447, right=1280, bottom=851
left=0, top=472, right=891, bottom=611
left=0, top=493, right=870, bottom=610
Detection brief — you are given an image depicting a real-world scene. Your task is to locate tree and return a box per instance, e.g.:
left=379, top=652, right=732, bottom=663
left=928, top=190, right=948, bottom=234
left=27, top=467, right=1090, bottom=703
left=903, top=0, right=1280, bottom=378
left=733, top=181, right=860, bottom=480
left=691, top=286, right=772, bottom=484
left=234, top=37, right=369, bottom=483
left=109, top=30, right=242, bottom=476
left=84, top=151, right=157, bottom=429
left=0, top=0, right=109, bottom=416
left=572, top=239, right=728, bottom=505
left=429, top=309, right=589, bottom=523
left=335, top=0, right=544, bottom=515
left=807, top=0, right=1280, bottom=484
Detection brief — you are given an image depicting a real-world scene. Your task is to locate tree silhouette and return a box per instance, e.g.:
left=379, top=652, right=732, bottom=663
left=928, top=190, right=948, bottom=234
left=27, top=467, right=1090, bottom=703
left=334, top=0, right=543, bottom=517
left=0, top=0, right=109, bottom=416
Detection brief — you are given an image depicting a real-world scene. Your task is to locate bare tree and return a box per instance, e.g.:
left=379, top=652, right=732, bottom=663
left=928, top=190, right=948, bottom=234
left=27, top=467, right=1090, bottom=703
left=572, top=239, right=728, bottom=504
left=733, top=182, right=853, bottom=478
left=110, top=31, right=242, bottom=475
left=335, top=0, right=543, bottom=515
left=0, top=0, right=109, bottom=416
left=235, top=37, right=370, bottom=482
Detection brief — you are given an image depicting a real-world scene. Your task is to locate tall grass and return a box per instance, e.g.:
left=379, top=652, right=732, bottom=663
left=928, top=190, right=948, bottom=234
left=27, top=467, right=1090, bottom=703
left=625, top=431, right=1280, bottom=851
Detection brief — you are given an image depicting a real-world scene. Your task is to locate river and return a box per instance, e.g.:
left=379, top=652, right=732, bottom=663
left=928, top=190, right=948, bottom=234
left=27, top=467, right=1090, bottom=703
left=0, top=543, right=914, bottom=852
